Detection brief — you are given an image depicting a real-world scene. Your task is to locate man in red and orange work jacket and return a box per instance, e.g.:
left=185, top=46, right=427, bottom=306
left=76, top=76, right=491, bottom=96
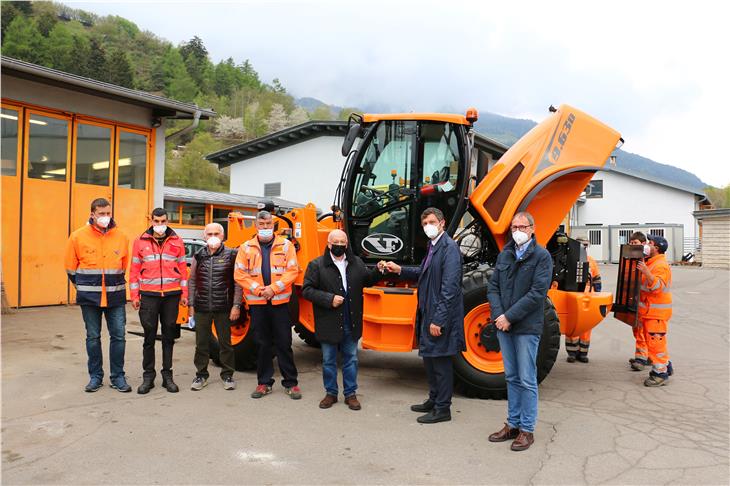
left=129, top=207, right=188, bottom=394
left=565, top=238, right=602, bottom=363
left=65, top=198, right=131, bottom=393
left=637, top=234, right=674, bottom=386
left=234, top=210, right=301, bottom=400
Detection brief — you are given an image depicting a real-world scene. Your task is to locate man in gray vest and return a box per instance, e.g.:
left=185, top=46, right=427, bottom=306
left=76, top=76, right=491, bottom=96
left=188, top=223, right=242, bottom=391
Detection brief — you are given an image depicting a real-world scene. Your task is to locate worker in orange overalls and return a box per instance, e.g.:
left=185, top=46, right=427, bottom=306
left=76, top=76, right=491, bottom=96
left=235, top=210, right=301, bottom=400
left=627, top=232, right=651, bottom=371
left=565, top=238, right=602, bottom=363
left=637, top=234, right=673, bottom=386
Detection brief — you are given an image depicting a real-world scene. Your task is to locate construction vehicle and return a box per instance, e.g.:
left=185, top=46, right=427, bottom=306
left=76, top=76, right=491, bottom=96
left=210, top=104, right=622, bottom=398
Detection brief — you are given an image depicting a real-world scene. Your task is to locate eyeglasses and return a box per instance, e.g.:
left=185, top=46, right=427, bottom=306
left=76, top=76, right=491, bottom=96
left=510, top=224, right=533, bottom=231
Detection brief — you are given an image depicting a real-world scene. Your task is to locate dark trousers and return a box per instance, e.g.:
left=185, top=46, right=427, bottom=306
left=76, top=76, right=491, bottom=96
left=423, top=356, right=454, bottom=411
left=250, top=303, right=298, bottom=388
left=194, top=310, right=235, bottom=380
left=139, top=294, right=180, bottom=380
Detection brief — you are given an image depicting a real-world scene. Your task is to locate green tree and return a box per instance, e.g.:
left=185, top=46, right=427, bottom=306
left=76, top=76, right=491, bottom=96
left=1, top=16, right=44, bottom=63
left=153, top=47, right=198, bottom=101
left=33, top=1, right=59, bottom=36
left=338, top=107, right=360, bottom=120
left=310, top=105, right=334, bottom=120
left=104, top=49, right=134, bottom=87
left=85, top=37, right=107, bottom=79
left=213, top=58, right=238, bottom=97
left=179, top=36, right=211, bottom=90
left=165, top=132, right=227, bottom=191
left=705, top=185, right=730, bottom=208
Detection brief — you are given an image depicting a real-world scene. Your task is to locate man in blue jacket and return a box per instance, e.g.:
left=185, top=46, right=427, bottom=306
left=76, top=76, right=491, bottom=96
left=385, top=207, right=465, bottom=424
left=487, top=211, right=553, bottom=451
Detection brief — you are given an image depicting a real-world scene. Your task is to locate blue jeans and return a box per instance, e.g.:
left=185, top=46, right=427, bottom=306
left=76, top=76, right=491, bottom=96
left=497, top=331, right=540, bottom=433
left=80, top=305, right=127, bottom=382
left=321, top=325, right=358, bottom=397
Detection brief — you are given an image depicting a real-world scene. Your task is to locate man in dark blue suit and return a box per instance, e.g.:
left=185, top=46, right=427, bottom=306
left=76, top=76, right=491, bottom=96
left=385, top=207, right=465, bottom=424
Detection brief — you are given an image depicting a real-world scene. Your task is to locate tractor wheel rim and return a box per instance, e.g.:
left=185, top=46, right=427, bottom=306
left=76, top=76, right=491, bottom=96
left=461, top=303, right=504, bottom=374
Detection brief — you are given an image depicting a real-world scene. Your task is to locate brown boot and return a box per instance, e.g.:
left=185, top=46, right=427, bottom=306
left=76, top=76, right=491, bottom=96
left=319, top=394, right=338, bottom=409
left=510, top=431, right=534, bottom=451
left=344, top=394, right=362, bottom=410
left=488, top=423, right=519, bottom=442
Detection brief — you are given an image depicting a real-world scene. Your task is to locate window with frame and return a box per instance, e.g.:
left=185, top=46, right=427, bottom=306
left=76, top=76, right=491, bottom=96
left=118, top=131, right=147, bottom=190
left=164, top=200, right=182, bottom=223
left=1, top=107, right=19, bottom=176
left=27, top=114, right=69, bottom=181
left=181, top=202, right=206, bottom=226
left=585, top=179, right=603, bottom=198
left=75, top=123, right=111, bottom=186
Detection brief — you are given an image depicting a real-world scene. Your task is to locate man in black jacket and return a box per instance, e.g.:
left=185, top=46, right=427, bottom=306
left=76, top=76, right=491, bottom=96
left=188, top=223, right=242, bottom=391
left=302, top=229, right=384, bottom=410
left=487, top=212, right=553, bottom=452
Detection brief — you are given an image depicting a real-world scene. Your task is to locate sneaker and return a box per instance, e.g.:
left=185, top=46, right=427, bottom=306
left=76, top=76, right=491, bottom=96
left=251, top=384, right=272, bottom=399
left=223, top=377, right=236, bottom=390
left=566, top=355, right=576, bottom=363
left=85, top=377, right=103, bottom=393
left=285, top=386, right=302, bottom=400
left=191, top=376, right=207, bottom=391
left=667, top=361, right=674, bottom=376
left=644, top=375, right=668, bottom=387
left=630, top=359, right=646, bottom=371
left=110, top=377, right=132, bottom=393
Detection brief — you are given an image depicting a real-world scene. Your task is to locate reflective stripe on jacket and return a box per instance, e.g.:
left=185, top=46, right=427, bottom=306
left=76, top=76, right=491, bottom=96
left=64, top=219, right=129, bottom=307
left=129, top=227, right=188, bottom=300
left=234, top=235, right=299, bottom=306
left=638, top=253, right=672, bottom=320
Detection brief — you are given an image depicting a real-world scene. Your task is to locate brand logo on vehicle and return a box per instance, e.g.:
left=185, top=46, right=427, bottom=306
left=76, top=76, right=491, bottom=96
left=361, top=233, right=404, bottom=255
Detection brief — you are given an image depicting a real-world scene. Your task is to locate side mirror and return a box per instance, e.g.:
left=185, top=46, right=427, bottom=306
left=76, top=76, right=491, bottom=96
left=341, top=122, right=361, bottom=156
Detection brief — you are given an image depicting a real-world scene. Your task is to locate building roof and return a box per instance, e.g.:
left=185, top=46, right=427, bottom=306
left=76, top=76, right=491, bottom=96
left=1, top=56, right=215, bottom=120
left=163, top=186, right=305, bottom=211
left=606, top=164, right=706, bottom=198
left=206, top=120, right=507, bottom=168
left=693, top=208, right=730, bottom=219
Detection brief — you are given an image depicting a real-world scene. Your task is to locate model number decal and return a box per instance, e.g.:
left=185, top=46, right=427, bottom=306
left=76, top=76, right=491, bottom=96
left=551, top=113, right=576, bottom=162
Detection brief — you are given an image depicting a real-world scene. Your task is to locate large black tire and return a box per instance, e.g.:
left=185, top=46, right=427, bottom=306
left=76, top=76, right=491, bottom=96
left=208, top=314, right=258, bottom=371
left=453, top=267, right=561, bottom=399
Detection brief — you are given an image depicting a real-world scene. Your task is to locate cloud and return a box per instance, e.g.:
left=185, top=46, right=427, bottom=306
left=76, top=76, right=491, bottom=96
left=72, top=0, right=729, bottom=186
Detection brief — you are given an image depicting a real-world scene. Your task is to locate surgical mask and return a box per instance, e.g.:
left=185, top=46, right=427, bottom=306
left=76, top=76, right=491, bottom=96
left=96, top=216, right=111, bottom=228
left=206, top=236, right=222, bottom=249
left=330, top=244, right=346, bottom=257
left=643, top=244, right=651, bottom=256
left=258, top=228, right=274, bottom=240
left=153, top=224, right=167, bottom=235
left=512, top=230, right=529, bottom=246
left=423, top=224, right=440, bottom=240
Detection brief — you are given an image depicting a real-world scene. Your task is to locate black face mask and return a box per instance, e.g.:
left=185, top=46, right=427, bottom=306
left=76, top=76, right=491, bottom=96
left=330, top=244, right=347, bottom=257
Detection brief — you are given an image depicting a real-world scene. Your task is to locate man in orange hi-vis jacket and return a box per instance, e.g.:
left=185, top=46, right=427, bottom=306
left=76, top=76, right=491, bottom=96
left=565, top=238, right=602, bottom=363
left=235, top=210, right=301, bottom=400
left=65, top=198, right=130, bottom=393
left=637, top=234, right=674, bottom=387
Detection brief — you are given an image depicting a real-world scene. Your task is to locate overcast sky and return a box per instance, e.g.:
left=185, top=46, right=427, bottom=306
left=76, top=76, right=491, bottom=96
left=72, top=0, right=729, bottom=187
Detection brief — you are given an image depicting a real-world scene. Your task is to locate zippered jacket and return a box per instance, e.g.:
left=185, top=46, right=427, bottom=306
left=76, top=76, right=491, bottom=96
left=129, top=227, right=188, bottom=300
left=64, top=219, right=129, bottom=307
left=234, top=235, right=299, bottom=305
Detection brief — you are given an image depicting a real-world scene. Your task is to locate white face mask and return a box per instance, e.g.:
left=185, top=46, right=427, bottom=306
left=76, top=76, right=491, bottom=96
left=153, top=224, right=167, bottom=235
left=423, top=223, right=440, bottom=240
left=96, top=216, right=111, bottom=228
left=512, top=230, right=529, bottom=246
left=258, top=228, right=274, bottom=240
left=643, top=244, right=652, bottom=256
left=206, top=236, right=222, bottom=249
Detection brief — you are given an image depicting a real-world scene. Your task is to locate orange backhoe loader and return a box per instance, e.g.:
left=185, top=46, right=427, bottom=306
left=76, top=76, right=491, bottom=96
left=208, top=104, right=622, bottom=398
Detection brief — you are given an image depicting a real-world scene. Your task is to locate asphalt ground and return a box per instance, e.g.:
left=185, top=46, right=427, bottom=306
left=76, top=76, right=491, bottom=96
left=1, top=265, right=729, bottom=485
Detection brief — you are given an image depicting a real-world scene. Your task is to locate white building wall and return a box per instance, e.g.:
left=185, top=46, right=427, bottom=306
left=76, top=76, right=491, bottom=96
left=577, top=170, right=699, bottom=238
left=229, top=136, right=347, bottom=210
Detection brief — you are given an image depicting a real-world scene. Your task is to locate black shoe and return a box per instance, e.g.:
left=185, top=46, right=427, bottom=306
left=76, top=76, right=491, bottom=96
left=410, top=399, right=435, bottom=413
left=417, top=409, right=451, bottom=424
left=566, top=355, right=576, bottom=363
left=162, top=375, right=179, bottom=393
left=577, top=355, right=589, bottom=363
left=137, top=379, right=155, bottom=395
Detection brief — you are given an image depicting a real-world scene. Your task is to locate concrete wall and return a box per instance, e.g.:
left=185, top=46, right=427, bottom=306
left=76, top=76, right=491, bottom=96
left=577, top=170, right=699, bottom=239
left=229, top=136, right=347, bottom=210
left=700, top=217, right=730, bottom=268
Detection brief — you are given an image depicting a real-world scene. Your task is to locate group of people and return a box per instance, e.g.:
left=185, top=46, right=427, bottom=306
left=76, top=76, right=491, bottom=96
left=65, top=197, right=673, bottom=454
